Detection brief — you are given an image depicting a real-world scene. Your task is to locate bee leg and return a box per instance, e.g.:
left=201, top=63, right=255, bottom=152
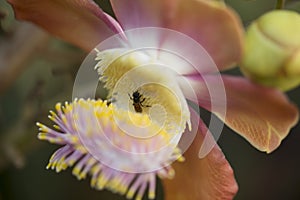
left=106, top=97, right=116, bottom=106
left=141, top=102, right=151, bottom=108
left=140, top=98, right=146, bottom=103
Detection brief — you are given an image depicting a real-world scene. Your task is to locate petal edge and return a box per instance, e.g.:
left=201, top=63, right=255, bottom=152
left=163, top=109, right=238, bottom=200
left=8, top=0, right=123, bottom=51
left=184, top=75, right=299, bottom=153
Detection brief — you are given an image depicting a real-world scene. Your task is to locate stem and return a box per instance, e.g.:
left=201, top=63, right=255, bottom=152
left=276, top=0, right=286, bottom=9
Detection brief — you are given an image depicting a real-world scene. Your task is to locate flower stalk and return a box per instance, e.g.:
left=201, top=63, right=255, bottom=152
left=276, top=0, right=285, bottom=9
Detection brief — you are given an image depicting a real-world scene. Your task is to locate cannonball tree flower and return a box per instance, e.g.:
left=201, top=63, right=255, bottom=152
left=8, top=0, right=299, bottom=199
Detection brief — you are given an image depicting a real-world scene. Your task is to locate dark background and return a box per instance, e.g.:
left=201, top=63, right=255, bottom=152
left=1, top=0, right=300, bottom=199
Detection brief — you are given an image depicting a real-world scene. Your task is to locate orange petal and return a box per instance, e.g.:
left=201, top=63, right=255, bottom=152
left=8, top=0, right=124, bottom=51
left=185, top=75, right=299, bottom=153
left=111, top=0, right=244, bottom=71
left=163, top=110, right=238, bottom=200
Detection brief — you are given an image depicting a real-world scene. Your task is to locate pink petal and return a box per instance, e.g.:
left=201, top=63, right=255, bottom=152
left=8, top=0, right=124, bottom=51
left=110, top=0, right=244, bottom=71
left=167, top=1, right=244, bottom=72
left=110, top=0, right=166, bottom=29
left=163, top=109, right=238, bottom=200
left=184, top=74, right=299, bottom=153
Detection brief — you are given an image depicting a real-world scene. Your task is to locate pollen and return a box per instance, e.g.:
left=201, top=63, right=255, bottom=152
left=95, top=48, right=191, bottom=136
left=37, top=98, right=183, bottom=200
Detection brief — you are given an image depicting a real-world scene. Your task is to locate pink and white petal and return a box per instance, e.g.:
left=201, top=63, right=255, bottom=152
left=163, top=109, right=238, bottom=200
left=8, top=0, right=124, bottom=51
left=166, top=0, right=244, bottom=72
left=110, top=0, right=243, bottom=72
left=183, top=74, right=299, bottom=153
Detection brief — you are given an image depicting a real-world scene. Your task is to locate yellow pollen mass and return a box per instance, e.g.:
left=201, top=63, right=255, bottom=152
left=95, top=48, right=191, bottom=137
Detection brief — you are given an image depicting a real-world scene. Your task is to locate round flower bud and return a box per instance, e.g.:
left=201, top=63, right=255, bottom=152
left=241, top=10, right=300, bottom=91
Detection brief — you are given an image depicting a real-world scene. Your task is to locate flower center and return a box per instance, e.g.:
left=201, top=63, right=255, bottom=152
left=95, top=48, right=191, bottom=135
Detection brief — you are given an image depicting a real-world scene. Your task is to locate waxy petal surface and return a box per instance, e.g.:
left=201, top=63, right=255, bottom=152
left=163, top=110, right=238, bottom=200
left=8, top=0, right=124, bottom=51
left=184, top=75, right=299, bottom=153
left=111, top=0, right=244, bottom=71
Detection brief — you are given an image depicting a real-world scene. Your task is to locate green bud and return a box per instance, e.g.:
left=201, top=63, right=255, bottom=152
left=241, top=10, right=300, bottom=91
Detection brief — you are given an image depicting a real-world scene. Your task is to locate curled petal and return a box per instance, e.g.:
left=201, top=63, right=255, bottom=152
left=111, top=0, right=244, bottom=71
left=184, top=75, right=299, bottom=153
left=8, top=0, right=124, bottom=51
left=163, top=109, right=238, bottom=200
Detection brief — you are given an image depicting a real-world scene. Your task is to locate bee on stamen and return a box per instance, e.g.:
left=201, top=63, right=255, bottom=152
left=129, top=90, right=151, bottom=113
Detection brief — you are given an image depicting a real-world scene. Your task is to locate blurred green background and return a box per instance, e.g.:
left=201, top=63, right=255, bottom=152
left=1, top=0, right=300, bottom=200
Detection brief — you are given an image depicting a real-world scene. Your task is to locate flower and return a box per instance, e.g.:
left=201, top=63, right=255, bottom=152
left=8, top=0, right=299, bottom=199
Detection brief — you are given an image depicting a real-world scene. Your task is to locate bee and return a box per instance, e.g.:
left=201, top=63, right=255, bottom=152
left=129, top=90, right=151, bottom=113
